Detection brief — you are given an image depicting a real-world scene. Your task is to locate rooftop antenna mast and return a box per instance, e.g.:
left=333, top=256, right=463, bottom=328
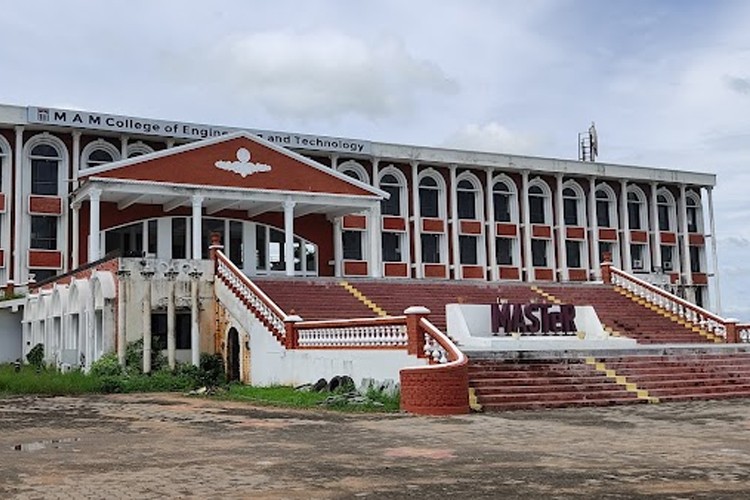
left=578, top=121, right=598, bottom=162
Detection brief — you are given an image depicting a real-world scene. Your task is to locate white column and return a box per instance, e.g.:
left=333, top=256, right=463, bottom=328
left=88, top=188, right=102, bottom=262
left=486, top=167, right=498, bottom=281
left=620, top=180, right=631, bottom=272
left=116, top=269, right=129, bottom=367
left=371, top=159, right=380, bottom=187
left=333, top=217, right=343, bottom=277
left=13, top=126, right=23, bottom=284
left=331, top=154, right=339, bottom=170
left=449, top=164, right=460, bottom=279
left=678, top=184, right=693, bottom=290
left=166, top=139, right=175, bottom=148
left=191, top=195, right=203, bottom=259
left=521, top=170, right=532, bottom=281
left=142, top=271, right=153, bottom=374
left=411, top=161, right=423, bottom=278
left=190, top=268, right=201, bottom=367
left=283, top=199, right=296, bottom=277
left=589, top=177, right=600, bottom=278
left=369, top=204, right=382, bottom=277
left=650, top=182, right=662, bottom=270
left=120, top=136, right=128, bottom=159
left=706, top=186, right=722, bottom=313
left=71, top=132, right=81, bottom=269
left=167, top=276, right=176, bottom=370
left=555, top=173, right=567, bottom=281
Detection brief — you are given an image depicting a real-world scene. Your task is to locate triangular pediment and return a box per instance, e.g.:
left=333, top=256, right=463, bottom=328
left=80, top=131, right=383, bottom=198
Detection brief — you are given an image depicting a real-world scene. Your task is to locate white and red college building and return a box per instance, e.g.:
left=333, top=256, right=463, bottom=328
left=0, top=104, right=719, bottom=304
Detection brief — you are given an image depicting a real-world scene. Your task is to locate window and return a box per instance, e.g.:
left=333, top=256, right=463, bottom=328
left=690, top=246, right=701, bottom=273
left=657, top=194, right=670, bottom=231
left=459, top=236, right=477, bottom=265
left=127, top=142, right=154, bottom=158
left=563, top=187, right=579, bottom=226
left=661, top=245, right=674, bottom=271
left=599, top=242, right=613, bottom=263
left=30, top=216, right=57, bottom=250
left=105, top=221, right=143, bottom=257
left=151, top=312, right=192, bottom=350
left=531, top=239, right=547, bottom=267
left=496, top=238, right=513, bottom=266
left=338, top=161, right=369, bottom=184
left=341, top=168, right=362, bottom=181
left=30, top=269, right=56, bottom=282
left=421, top=234, right=440, bottom=263
left=343, top=231, right=363, bottom=260
left=596, top=189, right=612, bottom=228
left=457, top=179, right=477, bottom=220
left=566, top=240, right=581, bottom=268
left=86, top=149, right=114, bottom=168
left=382, top=232, right=402, bottom=262
left=30, top=144, right=60, bottom=195
left=631, top=244, right=644, bottom=270
left=627, top=191, right=644, bottom=230
left=201, top=218, right=224, bottom=259
left=256, top=224, right=267, bottom=271
left=419, top=176, right=440, bottom=218
left=172, top=218, right=187, bottom=259
left=493, top=181, right=513, bottom=222
left=380, top=173, right=402, bottom=216
left=529, top=185, right=547, bottom=224
left=686, top=196, right=699, bottom=233
left=229, top=221, right=243, bottom=267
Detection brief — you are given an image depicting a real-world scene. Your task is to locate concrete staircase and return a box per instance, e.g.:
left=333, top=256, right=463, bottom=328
left=540, top=284, right=714, bottom=344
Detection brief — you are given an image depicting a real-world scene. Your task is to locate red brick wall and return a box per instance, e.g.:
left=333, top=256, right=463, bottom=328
left=400, top=361, right=469, bottom=415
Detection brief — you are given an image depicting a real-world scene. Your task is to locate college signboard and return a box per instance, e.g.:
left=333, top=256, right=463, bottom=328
left=491, top=302, right=577, bottom=336
left=26, top=106, right=371, bottom=155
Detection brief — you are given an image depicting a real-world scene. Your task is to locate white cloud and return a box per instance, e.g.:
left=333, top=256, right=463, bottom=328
left=176, top=29, right=458, bottom=120
left=443, top=122, right=538, bottom=155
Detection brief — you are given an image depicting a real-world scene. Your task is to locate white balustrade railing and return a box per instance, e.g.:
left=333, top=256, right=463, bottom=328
left=215, top=252, right=286, bottom=339
left=295, top=318, right=408, bottom=348
left=419, top=317, right=464, bottom=366
left=610, top=267, right=728, bottom=340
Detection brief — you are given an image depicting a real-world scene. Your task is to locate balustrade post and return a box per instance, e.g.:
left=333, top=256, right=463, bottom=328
left=404, top=306, right=430, bottom=357
left=600, top=251, right=613, bottom=284
left=725, top=318, right=739, bottom=343
left=209, top=231, right=224, bottom=261
left=284, top=314, right=302, bottom=349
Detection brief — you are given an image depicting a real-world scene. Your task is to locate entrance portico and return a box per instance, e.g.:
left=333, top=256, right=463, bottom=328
left=71, top=132, right=387, bottom=277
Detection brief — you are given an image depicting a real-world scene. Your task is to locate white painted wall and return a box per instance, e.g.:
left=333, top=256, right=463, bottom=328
left=0, top=300, right=23, bottom=362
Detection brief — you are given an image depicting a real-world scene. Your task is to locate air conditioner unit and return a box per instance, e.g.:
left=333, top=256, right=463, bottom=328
left=663, top=261, right=673, bottom=271
left=633, top=259, right=643, bottom=269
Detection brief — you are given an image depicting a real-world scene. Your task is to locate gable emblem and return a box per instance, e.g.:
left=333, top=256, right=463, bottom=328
left=215, top=148, right=272, bottom=177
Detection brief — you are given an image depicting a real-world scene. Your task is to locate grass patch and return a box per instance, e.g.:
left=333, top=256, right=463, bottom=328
left=0, top=364, right=102, bottom=396
left=221, top=384, right=401, bottom=413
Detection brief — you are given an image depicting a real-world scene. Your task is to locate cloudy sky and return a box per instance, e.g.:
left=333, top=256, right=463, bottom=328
left=1, top=0, right=749, bottom=318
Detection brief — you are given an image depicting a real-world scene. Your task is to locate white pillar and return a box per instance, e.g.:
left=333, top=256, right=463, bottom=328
left=116, top=268, right=129, bottom=367
left=13, top=126, right=23, bottom=284
left=411, top=162, right=423, bottom=278
left=71, top=132, right=81, bottom=269
left=588, top=177, right=599, bottom=278
left=141, top=270, right=153, bottom=374
left=191, top=195, right=203, bottom=259
left=521, top=170, right=532, bottom=281
left=650, top=182, right=662, bottom=270
left=449, top=164, right=460, bottom=279
left=167, top=283, right=176, bottom=370
left=88, top=188, right=102, bottom=262
left=331, top=154, right=339, bottom=170
left=678, top=184, right=693, bottom=290
left=283, top=199, right=296, bottom=277
left=333, top=217, right=343, bottom=277
left=706, top=186, right=722, bottom=313
left=555, top=173, right=567, bottom=281
left=120, top=136, right=128, bottom=159
left=190, top=270, right=201, bottom=367
left=486, top=167, right=498, bottom=281
left=620, top=180, right=631, bottom=272
left=369, top=204, right=382, bottom=277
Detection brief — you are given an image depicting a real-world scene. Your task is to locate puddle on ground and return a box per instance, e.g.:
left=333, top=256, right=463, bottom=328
left=13, top=437, right=80, bottom=452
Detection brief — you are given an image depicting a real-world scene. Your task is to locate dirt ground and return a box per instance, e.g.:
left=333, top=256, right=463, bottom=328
left=1, top=395, right=750, bottom=499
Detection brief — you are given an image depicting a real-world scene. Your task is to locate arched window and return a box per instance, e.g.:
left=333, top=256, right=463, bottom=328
left=379, top=170, right=404, bottom=217
left=562, top=184, right=585, bottom=226
left=419, top=175, right=442, bottom=218
left=126, top=142, right=154, bottom=158
left=337, top=160, right=370, bottom=184
left=456, top=177, right=479, bottom=220
left=81, top=140, right=121, bottom=169
left=493, top=179, right=516, bottom=223
left=595, top=185, right=616, bottom=228
left=30, top=143, right=62, bottom=195
left=686, top=192, right=702, bottom=233
left=627, top=187, right=647, bottom=230
left=528, top=181, right=550, bottom=224
left=656, top=189, right=676, bottom=232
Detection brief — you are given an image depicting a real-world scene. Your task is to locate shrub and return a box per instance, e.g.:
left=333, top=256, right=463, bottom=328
left=124, top=339, right=167, bottom=374
left=26, top=343, right=44, bottom=368
left=89, top=353, right=122, bottom=378
left=199, top=353, right=226, bottom=387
